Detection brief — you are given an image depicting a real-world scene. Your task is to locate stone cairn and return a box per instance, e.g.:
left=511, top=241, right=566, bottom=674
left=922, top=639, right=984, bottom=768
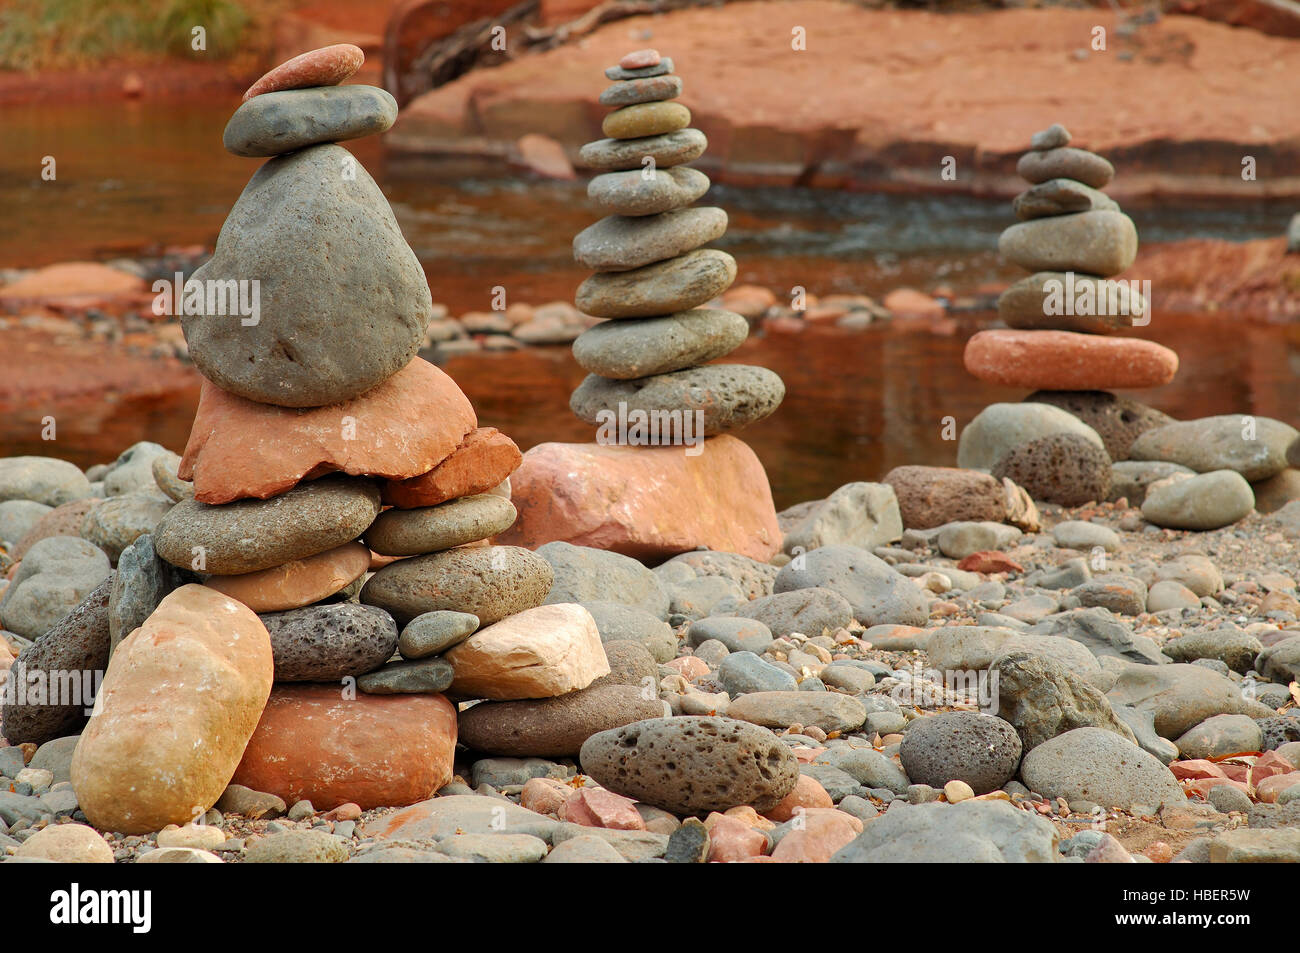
left=567, top=49, right=786, bottom=445
left=51, top=46, right=615, bottom=836
left=959, top=123, right=1181, bottom=506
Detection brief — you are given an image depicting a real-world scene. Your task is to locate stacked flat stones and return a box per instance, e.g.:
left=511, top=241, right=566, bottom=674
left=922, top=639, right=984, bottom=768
left=958, top=125, right=1180, bottom=505
left=965, top=123, right=1178, bottom=394
left=152, top=44, right=553, bottom=699
left=569, top=48, right=785, bottom=437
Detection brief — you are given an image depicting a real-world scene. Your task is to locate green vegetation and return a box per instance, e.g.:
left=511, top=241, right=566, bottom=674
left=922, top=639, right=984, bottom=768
left=0, top=0, right=270, bottom=70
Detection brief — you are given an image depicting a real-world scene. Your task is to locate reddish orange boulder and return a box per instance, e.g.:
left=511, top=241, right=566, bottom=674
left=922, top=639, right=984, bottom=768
left=494, top=436, right=781, bottom=561
left=381, top=427, right=521, bottom=508
left=964, top=330, right=1178, bottom=390
left=957, top=551, right=1025, bottom=574
left=243, top=44, right=365, bottom=101
left=762, top=774, right=834, bottom=822
left=231, top=684, right=457, bottom=811
left=769, top=809, right=862, bottom=863
left=180, top=358, right=477, bottom=504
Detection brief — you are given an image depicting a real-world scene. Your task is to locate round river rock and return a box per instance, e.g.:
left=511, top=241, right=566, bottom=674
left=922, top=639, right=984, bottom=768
left=579, top=715, right=799, bottom=815
left=153, top=475, right=381, bottom=575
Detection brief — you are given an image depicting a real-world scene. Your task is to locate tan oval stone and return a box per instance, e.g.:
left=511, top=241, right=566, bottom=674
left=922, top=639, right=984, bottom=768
left=14, top=823, right=113, bottom=863
left=602, top=101, right=691, bottom=139
left=446, top=603, right=609, bottom=700
left=71, top=585, right=273, bottom=834
left=203, top=542, right=371, bottom=612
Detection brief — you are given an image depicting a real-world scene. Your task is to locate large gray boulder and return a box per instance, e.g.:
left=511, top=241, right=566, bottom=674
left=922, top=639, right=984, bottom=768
left=182, top=143, right=429, bottom=407
left=832, top=800, right=1060, bottom=863
left=539, top=542, right=669, bottom=620
left=1020, top=727, right=1186, bottom=810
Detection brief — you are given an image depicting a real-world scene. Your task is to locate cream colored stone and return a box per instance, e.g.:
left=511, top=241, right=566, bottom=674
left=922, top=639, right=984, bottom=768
left=156, top=824, right=227, bottom=850
left=944, top=779, right=975, bottom=803
left=446, top=603, right=609, bottom=700
left=14, top=823, right=114, bottom=863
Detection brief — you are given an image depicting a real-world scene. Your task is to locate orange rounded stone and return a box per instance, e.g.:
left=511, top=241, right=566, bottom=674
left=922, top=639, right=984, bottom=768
left=203, top=541, right=370, bottom=612
left=232, top=684, right=457, bottom=811
left=964, top=329, right=1178, bottom=390
left=243, top=44, right=365, bottom=102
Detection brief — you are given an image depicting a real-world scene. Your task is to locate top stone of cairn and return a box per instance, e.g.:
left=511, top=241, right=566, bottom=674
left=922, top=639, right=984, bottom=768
left=243, top=43, right=365, bottom=101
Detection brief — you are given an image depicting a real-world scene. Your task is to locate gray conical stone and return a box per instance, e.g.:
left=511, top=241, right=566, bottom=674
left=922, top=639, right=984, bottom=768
left=181, top=143, right=430, bottom=407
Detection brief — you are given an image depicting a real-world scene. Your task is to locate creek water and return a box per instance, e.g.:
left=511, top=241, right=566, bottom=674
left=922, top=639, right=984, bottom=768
left=2, top=99, right=1296, bottom=508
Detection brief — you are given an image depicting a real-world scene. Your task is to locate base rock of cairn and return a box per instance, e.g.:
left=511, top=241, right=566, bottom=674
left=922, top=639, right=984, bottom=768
left=506, top=49, right=785, bottom=560
left=51, top=46, right=618, bottom=830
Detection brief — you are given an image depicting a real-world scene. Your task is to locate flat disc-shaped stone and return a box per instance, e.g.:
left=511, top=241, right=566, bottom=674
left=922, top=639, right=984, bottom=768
left=360, top=546, right=554, bottom=627
left=998, top=272, right=1145, bottom=333
left=599, top=74, right=683, bottom=107
left=1016, top=147, right=1115, bottom=189
left=570, top=364, right=785, bottom=437
left=602, top=101, right=691, bottom=140
left=1012, top=178, right=1118, bottom=220
left=365, top=493, right=518, bottom=556
left=573, top=207, right=727, bottom=272
left=182, top=143, right=430, bottom=408
left=587, top=166, right=710, bottom=217
left=963, top=330, right=1179, bottom=390
left=153, top=474, right=381, bottom=575
left=573, top=308, right=749, bottom=379
left=579, top=129, right=706, bottom=172
left=224, top=85, right=397, bottom=157
left=998, top=210, right=1137, bottom=277
left=605, top=57, right=674, bottom=81
left=576, top=249, right=736, bottom=318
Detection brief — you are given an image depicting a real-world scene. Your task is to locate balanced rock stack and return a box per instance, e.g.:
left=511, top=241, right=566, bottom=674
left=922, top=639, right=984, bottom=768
left=958, top=124, right=1179, bottom=506
left=59, top=46, right=609, bottom=834
left=500, top=49, right=785, bottom=561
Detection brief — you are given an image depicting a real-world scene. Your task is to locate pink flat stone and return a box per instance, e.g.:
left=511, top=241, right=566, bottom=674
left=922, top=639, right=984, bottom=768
left=619, top=48, right=661, bottom=69
left=242, top=44, right=365, bottom=102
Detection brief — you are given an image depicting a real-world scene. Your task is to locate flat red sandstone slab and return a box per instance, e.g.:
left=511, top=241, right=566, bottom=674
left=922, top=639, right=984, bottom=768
left=243, top=44, right=365, bottom=101
left=382, top=426, right=521, bottom=508
left=232, top=684, right=456, bottom=811
left=179, top=357, right=477, bottom=504
left=494, top=435, right=781, bottom=561
left=963, top=329, right=1178, bottom=390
